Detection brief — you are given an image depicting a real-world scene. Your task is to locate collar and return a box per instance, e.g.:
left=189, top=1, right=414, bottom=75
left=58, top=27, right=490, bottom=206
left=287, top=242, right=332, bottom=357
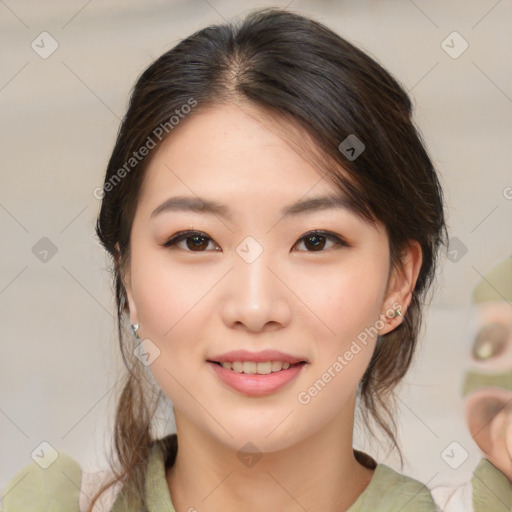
left=112, top=433, right=436, bottom=512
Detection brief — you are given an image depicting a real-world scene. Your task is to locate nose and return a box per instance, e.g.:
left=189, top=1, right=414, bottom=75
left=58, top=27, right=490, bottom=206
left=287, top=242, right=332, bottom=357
left=221, top=249, right=292, bottom=332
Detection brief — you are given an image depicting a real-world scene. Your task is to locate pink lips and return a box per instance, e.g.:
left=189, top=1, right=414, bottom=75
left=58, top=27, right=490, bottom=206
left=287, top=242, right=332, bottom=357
left=208, top=349, right=307, bottom=364
left=207, top=360, right=307, bottom=396
left=206, top=350, right=308, bottom=396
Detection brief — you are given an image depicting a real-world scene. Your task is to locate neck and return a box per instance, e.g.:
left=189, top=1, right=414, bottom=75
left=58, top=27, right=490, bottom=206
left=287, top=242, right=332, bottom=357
left=166, top=395, right=375, bottom=512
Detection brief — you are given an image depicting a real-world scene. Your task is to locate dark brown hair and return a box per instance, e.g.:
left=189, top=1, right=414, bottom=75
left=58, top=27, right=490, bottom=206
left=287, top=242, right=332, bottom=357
left=91, top=7, right=447, bottom=510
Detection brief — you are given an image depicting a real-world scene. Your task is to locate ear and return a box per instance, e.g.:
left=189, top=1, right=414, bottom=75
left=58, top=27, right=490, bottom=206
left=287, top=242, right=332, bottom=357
left=115, top=242, right=139, bottom=326
left=379, top=240, right=423, bottom=335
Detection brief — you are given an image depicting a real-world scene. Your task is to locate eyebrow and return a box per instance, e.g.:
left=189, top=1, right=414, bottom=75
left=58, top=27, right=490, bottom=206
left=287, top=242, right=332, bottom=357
left=150, top=194, right=359, bottom=221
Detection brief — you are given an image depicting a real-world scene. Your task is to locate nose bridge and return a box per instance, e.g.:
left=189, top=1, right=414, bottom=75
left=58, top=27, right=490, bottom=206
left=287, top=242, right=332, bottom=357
left=235, top=239, right=277, bottom=304
left=221, top=236, right=291, bottom=330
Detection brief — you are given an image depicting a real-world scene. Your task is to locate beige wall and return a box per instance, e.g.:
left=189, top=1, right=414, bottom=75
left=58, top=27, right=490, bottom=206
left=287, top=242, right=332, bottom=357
left=1, top=0, right=511, bottom=495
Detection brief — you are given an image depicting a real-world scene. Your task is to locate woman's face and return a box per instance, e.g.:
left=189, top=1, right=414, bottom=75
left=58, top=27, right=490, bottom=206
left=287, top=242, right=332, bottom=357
left=124, top=103, right=405, bottom=452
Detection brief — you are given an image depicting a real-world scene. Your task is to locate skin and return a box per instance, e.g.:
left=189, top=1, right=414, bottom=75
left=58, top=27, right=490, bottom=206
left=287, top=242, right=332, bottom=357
left=122, top=103, right=422, bottom=512
left=464, top=301, right=512, bottom=481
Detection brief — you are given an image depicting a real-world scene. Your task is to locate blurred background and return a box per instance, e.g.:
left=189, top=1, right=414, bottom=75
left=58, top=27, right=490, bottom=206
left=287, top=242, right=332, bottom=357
left=1, top=0, right=511, bottom=501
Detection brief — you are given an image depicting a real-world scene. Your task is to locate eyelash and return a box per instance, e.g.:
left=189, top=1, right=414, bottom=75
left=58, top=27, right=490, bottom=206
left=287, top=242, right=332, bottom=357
left=162, top=230, right=349, bottom=253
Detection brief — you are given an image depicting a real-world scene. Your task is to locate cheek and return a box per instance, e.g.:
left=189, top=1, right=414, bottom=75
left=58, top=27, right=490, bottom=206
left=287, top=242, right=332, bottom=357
left=299, top=256, right=389, bottom=349
left=130, top=247, right=219, bottom=338
left=128, top=247, right=224, bottom=389
left=133, top=264, right=179, bottom=337
left=129, top=252, right=211, bottom=400
left=292, top=262, right=387, bottom=417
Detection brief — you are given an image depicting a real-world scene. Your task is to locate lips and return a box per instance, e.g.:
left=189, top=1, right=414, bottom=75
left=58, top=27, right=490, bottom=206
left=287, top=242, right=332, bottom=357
left=207, top=349, right=308, bottom=365
left=206, top=349, right=308, bottom=396
left=207, top=360, right=307, bottom=396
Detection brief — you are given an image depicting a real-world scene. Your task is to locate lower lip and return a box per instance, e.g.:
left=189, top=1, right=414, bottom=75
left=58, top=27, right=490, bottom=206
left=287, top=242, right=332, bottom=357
left=207, top=361, right=306, bottom=396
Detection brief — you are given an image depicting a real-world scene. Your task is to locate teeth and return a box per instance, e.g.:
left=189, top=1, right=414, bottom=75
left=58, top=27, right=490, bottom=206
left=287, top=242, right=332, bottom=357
left=272, top=361, right=284, bottom=372
left=255, top=362, right=272, bottom=374
left=232, top=361, right=244, bottom=372
left=243, top=361, right=257, bottom=374
left=219, top=361, right=294, bottom=374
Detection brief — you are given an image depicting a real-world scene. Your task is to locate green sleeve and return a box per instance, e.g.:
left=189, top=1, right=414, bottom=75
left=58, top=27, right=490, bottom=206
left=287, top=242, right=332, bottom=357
left=1, top=452, right=82, bottom=512
left=347, top=463, right=437, bottom=511
left=472, top=458, right=512, bottom=512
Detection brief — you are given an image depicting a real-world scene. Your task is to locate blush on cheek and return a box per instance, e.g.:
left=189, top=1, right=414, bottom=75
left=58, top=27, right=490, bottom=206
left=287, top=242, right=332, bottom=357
left=132, top=255, right=215, bottom=337
left=326, top=284, right=385, bottom=342
left=135, top=279, right=179, bottom=337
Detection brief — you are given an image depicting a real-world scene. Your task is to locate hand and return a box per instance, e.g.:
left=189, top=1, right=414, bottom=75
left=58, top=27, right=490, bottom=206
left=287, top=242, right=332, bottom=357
left=465, top=387, right=512, bottom=481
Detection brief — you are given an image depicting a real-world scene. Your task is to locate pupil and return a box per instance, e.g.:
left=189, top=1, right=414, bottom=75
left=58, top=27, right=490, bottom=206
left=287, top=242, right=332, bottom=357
left=306, top=235, right=325, bottom=251
left=188, top=236, right=208, bottom=251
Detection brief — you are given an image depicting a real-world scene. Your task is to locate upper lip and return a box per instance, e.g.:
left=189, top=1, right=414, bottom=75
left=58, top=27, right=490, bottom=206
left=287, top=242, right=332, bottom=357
left=208, top=350, right=308, bottom=364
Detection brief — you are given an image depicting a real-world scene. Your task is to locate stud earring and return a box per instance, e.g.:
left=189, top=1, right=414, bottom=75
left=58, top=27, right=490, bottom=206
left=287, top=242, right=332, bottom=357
left=131, top=323, right=140, bottom=340
left=394, top=309, right=403, bottom=318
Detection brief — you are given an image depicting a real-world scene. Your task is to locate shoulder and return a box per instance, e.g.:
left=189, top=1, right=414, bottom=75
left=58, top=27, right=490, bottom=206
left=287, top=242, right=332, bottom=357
left=423, top=457, right=512, bottom=512
left=1, top=451, right=82, bottom=512
left=378, top=458, right=512, bottom=512
left=471, top=457, right=512, bottom=512
left=349, top=461, right=438, bottom=512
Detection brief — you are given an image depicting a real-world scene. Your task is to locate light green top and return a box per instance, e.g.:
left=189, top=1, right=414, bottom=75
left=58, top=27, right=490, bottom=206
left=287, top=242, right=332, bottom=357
left=2, top=433, right=511, bottom=511
left=472, top=457, right=512, bottom=512
left=110, top=435, right=436, bottom=511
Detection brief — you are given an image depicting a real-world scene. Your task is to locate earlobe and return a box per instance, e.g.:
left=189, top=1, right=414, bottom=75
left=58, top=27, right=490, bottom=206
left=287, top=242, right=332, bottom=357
left=379, top=241, right=423, bottom=335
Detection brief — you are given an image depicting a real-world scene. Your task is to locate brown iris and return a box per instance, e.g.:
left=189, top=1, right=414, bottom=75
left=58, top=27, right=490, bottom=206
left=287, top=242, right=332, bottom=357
left=186, top=235, right=209, bottom=251
left=303, top=234, right=327, bottom=251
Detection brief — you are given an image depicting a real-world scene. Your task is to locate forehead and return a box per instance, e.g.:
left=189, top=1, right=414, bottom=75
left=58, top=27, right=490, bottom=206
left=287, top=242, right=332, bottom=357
left=139, top=103, right=343, bottom=207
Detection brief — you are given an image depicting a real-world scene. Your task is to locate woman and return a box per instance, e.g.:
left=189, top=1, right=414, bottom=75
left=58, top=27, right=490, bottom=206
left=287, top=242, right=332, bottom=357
left=2, top=7, right=511, bottom=512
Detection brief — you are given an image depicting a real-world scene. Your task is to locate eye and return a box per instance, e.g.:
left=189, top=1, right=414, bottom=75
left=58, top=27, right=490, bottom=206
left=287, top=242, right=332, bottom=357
left=163, top=230, right=220, bottom=252
left=162, top=229, right=348, bottom=253
left=293, top=230, right=348, bottom=252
